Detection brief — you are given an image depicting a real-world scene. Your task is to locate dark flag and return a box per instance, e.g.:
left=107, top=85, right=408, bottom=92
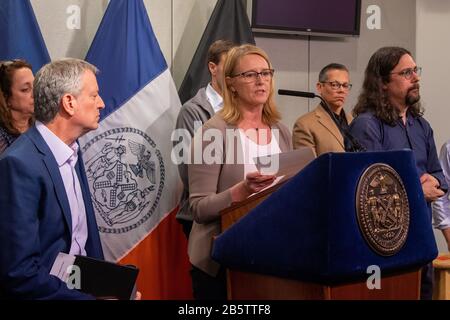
left=0, top=0, right=50, bottom=72
left=178, top=0, right=255, bottom=104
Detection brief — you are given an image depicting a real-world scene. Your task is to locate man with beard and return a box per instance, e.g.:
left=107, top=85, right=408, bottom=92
left=350, top=46, right=447, bottom=300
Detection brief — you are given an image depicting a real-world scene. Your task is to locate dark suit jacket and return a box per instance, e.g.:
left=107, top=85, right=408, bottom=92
left=0, top=126, right=103, bottom=299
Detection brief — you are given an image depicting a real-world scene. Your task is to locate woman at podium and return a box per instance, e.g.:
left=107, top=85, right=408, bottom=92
left=187, top=44, right=292, bottom=299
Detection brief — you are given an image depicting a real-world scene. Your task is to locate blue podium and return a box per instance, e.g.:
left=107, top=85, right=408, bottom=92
left=213, top=150, right=437, bottom=299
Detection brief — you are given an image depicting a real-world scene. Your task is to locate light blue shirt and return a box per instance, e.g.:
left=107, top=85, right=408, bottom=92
left=433, top=140, right=450, bottom=230
left=205, top=83, right=223, bottom=113
left=36, top=121, right=88, bottom=255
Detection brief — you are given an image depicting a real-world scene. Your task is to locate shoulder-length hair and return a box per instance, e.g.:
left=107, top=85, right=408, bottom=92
left=353, top=46, right=423, bottom=125
left=0, top=59, right=33, bottom=135
left=220, top=44, right=281, bottom=126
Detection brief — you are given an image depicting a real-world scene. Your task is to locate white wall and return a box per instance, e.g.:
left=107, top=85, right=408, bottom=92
left=31, top=0, right=107, bottom=60
left=416, top=0, right=450, bottom=253
left=416, top=0, right=450, bottom=151
left=172, top=0, right=217, bottom=87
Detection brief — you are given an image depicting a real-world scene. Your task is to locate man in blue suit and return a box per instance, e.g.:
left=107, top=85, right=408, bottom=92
left=0, top=59, right=105, bottom=299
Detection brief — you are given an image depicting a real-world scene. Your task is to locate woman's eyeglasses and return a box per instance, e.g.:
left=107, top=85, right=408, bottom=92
left=231, top=69, right=274, bottom=83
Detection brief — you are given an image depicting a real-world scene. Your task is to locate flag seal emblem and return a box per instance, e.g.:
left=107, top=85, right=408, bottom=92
left=82, top=127, right=165, bottom=234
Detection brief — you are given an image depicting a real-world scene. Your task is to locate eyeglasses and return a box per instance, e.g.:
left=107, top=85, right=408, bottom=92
left=390, top=66, right=422, bottom=80
left=321, top=81, right=352, bottom=91
left=231, top=69, right=274, bottom=82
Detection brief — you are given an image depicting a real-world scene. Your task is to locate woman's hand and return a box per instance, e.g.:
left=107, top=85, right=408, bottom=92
left=231, top=171, right=276, bottom=202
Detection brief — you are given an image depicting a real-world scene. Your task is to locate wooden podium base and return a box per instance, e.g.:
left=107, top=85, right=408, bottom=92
left=433, top=253, right=450, bottom=300
left=227, top=269, right=420, bottom=300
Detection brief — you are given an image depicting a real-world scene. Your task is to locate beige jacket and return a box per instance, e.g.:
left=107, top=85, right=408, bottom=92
left=188, top=113, right=292, bottom=276
left=292, top=104, right=352, bottom=157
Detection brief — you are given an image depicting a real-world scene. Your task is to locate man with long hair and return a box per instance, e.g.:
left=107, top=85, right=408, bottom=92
left=350, top=46, right=447, bottom=300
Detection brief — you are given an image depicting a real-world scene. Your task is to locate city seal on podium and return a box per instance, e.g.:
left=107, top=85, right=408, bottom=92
left=356, top=163, right=410, bottom=256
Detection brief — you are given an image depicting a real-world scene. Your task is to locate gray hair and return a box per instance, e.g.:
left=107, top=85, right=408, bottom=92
left=33, top=58, right=98, bottom=123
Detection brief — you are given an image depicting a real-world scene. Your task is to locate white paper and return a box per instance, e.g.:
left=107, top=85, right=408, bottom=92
left=254, top=147, right=315, bottom=177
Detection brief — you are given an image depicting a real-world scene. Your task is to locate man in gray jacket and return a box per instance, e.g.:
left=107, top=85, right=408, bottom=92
left=175, top=40, right=235, bottom=238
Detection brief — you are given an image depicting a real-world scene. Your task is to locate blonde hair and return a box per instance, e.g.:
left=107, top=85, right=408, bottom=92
left=219, top=44, right=281, bottom=126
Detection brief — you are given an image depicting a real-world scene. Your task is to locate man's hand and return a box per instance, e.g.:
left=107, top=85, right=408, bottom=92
left=420, top=173, right=445, bottom=202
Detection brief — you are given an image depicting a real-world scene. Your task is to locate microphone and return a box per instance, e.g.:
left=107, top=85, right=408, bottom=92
left=278, top=89, right=316, bottom=99
left=278, top=89, right=366, bottom=152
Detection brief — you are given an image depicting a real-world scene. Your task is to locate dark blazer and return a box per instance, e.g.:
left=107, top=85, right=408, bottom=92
left=0, top=126, right=103, bottom=299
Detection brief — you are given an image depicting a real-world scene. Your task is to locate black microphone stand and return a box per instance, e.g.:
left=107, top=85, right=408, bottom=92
left=314, top=95, right=366, bottom=152
left=278, top=89, right=365, bottom=152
